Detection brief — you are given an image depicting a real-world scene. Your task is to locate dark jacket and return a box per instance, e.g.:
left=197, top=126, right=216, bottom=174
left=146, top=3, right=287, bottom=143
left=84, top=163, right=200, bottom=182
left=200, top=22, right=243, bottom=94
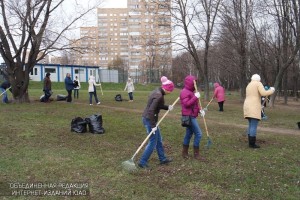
left=43, top=76, right=51, bottom=91
left=0, top=80, right=11, bottom=90
left=65, top=77, right=74, bottom=91
left=142, top=87, right=168, bottom=128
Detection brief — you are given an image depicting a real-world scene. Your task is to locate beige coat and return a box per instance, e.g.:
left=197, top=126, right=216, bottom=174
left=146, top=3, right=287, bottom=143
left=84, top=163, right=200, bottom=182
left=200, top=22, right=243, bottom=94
left=88, top=76, right=101, bottom=92
left=243, top=80, right=274, bottom=120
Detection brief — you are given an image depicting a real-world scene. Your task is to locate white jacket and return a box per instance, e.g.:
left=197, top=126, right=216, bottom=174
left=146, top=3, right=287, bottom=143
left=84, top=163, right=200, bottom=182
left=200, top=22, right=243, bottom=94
left=124, top=81, right=135, bottom=93
left=88, top=76, right=101, bottom=92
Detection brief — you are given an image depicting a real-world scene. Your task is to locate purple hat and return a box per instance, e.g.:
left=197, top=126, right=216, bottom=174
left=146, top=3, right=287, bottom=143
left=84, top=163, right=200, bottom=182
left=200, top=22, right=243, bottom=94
left=161, top=76, right=174, bottom=92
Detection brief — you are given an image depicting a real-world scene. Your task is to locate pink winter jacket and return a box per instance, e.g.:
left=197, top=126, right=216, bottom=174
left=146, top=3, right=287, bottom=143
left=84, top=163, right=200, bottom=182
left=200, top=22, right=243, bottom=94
left=180, top=75, right=201, bottom=117
left=213, top=83, right=225, bottom=102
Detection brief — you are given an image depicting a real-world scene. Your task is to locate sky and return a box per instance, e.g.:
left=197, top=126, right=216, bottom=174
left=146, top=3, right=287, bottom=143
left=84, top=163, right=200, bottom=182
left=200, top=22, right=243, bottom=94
left=0, top=0, right=128, bottom=62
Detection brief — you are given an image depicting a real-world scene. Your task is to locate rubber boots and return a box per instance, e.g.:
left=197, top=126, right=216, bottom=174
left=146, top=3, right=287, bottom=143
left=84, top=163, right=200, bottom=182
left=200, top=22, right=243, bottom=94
left=193, top=146, right=205, bottom=160
left=249, top=136, right=260, bottom=148
left=182, top=144, right=189, bottom=159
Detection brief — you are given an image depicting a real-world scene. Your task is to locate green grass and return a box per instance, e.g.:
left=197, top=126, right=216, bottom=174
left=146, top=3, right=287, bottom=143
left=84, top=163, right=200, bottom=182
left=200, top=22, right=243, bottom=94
left=0, top=82, right=299, bottom=199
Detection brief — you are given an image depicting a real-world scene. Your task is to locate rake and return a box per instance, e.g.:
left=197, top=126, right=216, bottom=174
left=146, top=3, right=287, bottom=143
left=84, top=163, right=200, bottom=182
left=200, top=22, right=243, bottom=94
left=203, top=97, right=214, bottom=111
left=122, top=97, right=180, bottom=173
left=193, top=80, right=212, bottom=149
left=97, top=68, right=104, bottom=95
left=0, top=86, right=11, bottom=97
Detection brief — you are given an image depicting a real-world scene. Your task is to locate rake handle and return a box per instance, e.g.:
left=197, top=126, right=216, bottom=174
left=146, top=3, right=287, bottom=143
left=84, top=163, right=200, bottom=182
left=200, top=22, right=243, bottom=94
left=193, top=80, right=210, bottom=138
left=99, top=84, right=103, bottom=95
left=206, top=97, right=214, bottom=108
left=131, top=97, right=180, bottom=160
left=0, top=86, right=11, bottom=97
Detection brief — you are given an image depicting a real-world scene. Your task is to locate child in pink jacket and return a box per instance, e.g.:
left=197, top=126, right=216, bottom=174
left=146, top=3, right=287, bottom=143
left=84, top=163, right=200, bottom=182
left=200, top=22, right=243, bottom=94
left=213, top=83, right=225, bottom=111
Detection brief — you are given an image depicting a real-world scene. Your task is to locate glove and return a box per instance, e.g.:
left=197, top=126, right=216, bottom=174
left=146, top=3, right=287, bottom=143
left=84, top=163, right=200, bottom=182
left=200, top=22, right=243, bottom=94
left=200, top=109, right=205, bottom=117
left=270, top=87, right=275, bottom=92
left=168, top=105, right=174, bottom=111
left=151, top=127, right=157, bottom=134
left=194, top=92, right=200, bottom=98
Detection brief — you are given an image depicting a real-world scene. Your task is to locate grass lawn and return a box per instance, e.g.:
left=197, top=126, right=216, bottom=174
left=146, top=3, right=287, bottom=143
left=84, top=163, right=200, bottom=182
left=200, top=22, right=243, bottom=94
left=0, top=82, right=299, bottom=199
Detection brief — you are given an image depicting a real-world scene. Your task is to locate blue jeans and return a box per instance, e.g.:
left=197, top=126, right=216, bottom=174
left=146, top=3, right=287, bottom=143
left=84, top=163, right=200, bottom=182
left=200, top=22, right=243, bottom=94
left=0, top=87, right=8, bottom=103
left=247, top=118, right=259, bottom=137
left=139, top=117, right=167, bottom=166
left=89, top=92, right=99, bottom=104
left=128, top=92, right=133, bottom=100
left=183, top=117, right=202, bottom=147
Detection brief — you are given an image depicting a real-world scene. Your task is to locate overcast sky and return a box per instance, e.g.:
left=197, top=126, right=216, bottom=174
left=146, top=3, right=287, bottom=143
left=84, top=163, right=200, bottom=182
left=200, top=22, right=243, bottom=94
left=0, top=0, right=128, bottom=62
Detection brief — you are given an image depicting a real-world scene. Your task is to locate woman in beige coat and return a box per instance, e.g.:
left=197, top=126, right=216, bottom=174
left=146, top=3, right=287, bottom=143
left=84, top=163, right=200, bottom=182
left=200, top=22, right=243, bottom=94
left=243, top=74, right=275, bottom=148
left=88, top=75, right=101, bottom=105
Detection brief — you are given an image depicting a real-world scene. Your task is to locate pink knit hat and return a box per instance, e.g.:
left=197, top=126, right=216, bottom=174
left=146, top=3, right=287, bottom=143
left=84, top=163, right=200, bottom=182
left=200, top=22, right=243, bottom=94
left=161, top=76, right=174, bottom=92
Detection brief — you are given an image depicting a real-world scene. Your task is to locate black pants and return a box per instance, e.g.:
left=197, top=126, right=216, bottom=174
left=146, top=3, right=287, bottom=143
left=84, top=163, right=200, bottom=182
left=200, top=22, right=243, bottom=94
left=218, top=101, right=224, bottom=111
left=44, top=89, right=51, bottom=102
left=67, top=90, right=72, bottom=102
left=74, top=89, right=79, bottom=99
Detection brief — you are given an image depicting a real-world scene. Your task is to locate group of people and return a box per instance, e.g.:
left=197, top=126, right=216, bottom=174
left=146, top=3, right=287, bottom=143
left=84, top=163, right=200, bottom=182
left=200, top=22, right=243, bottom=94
left=137, top=74, right=275, bottom=169
left=42, top=73, right=104, bottom=105
left=2, top=72, right=274, bottom=165
left=42, top=73, right=136, bottom=105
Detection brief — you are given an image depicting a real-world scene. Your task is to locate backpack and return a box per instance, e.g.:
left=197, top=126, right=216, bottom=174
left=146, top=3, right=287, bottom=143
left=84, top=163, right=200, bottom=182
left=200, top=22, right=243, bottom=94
left=115, top=94, right=122, bottom=101
left=71, top=117, right=87, bottom=133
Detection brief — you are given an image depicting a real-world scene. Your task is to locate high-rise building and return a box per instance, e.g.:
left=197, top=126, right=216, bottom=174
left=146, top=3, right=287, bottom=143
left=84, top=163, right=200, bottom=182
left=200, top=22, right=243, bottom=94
left=70, top=27, right=99, bottom=66
left=71, top=0, right=172, bottom=82
left=97, top=8, right=129, bottom=68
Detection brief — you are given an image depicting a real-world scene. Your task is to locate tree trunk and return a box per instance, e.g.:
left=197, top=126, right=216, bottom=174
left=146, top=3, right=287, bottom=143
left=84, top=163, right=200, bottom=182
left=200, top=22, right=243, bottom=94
left=8, top=63, right=30, bottom=103
left=282, top=70, right=288, bottom=104
left=204, top=45, right=209, bottom=101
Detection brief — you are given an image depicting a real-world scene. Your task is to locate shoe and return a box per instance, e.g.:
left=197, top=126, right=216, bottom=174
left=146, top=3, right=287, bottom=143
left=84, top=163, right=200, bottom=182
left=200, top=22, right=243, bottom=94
left=97, top=102, right=101, bottom=105
left=90, top=104, right=92, bottom=106
left=138, top=163, right=150, bottom=169
left=160, top=158, right=173, bottom=165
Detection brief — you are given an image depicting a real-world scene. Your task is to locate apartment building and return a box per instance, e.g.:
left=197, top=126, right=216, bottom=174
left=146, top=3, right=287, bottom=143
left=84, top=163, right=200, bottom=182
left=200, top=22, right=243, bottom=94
left=71, top=0, right=172, bottom=82
left=70, top=27, right=99, bottom=66
left=97, top=8, right=129, bottom=68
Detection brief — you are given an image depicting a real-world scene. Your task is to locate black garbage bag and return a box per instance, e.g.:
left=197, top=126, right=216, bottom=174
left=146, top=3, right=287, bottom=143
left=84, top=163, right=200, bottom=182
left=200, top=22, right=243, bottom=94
left=115, top=94, right=122, bottom=101
left=85, top=114, right=105, bottom=134
left=40, top=95, right=45, bottom=102
left=71, top=117, right=87, bottom=133
left=57, top=94, right=67, bottom=101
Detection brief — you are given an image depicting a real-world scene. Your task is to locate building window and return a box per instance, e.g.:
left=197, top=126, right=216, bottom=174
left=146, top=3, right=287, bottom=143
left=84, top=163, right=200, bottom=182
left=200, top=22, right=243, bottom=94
left=45, top=68, right=56, bottom=74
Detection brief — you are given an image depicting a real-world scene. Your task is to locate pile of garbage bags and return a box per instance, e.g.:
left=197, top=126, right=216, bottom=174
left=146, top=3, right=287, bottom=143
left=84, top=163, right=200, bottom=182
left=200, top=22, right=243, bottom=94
left=71, top=114, right=105, bottom=134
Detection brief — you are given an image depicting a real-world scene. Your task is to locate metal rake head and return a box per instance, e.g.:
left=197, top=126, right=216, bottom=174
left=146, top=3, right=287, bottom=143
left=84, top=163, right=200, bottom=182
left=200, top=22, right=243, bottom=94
left=205, top=138, right=213, bottom=149
left=122, top=159, right=138, bottom=173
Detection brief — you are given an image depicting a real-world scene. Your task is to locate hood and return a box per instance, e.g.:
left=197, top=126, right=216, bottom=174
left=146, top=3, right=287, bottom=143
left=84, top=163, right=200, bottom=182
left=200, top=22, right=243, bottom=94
left=184, top=75, right=197, bottom=91
left=214, top=82, right=220, bottom=88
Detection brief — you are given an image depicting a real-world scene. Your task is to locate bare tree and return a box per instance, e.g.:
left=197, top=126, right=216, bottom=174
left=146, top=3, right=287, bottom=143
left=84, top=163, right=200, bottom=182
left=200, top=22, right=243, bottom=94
left=170, top=0, right=221, bottom=100
left=193, top=0, right=221, bottom=100
left=171, top=0, right=204, bottom=90
left=0, top=0, right=101, bottom=103
left=219, top=0, right=254, bottom=101
left=267, top=0, right=300, bottom=106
